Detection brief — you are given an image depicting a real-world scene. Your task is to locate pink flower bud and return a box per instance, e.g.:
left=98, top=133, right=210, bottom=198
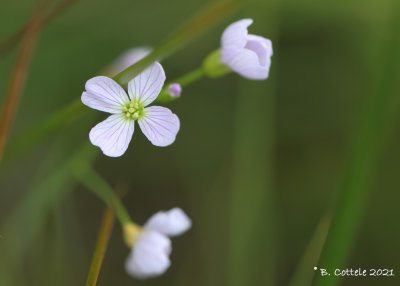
left=167, top=83, right=182, bottom=97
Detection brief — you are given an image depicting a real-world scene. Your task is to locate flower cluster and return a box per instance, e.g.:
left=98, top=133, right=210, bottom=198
left=80, top=18, right=272, bottom=280
left=82, top=19, right=272, bottom=158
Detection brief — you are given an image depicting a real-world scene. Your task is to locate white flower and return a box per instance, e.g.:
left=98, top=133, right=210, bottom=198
left=144, top=207, right=191, bottom=236
left=81, top=62, right=180, bottom=157
left=221, top=18, right=273, bottom=80
left=106, top=47, right=152, bottom=76
left=125, top=208, right=191, bottom=279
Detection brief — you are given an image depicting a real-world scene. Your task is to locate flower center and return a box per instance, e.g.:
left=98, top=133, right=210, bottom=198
left=122, top=101, right=144, bottom=120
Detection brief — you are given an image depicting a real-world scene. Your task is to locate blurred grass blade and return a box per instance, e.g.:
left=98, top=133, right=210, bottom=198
left=3, top=100, right=88, bottom=165
left=113, top=0, right=245, bottom=85
left=0, top=0, right=78, bottom=57
left=72, top=165, right=132, bottom=225
left=229, top=73, right=277, bottom=286
left=0, top=0, right=47, bottom=165
left=288, top=214, right=331, bottom=286
left=0, top=142, right=96, bottom=285
left=85, top=207, right=115, bottom=286
left=3, top=0, right=245, bottom=166
left=315, top=2, right=400, bottom=286
left=229, top=1, right=279, bottom=286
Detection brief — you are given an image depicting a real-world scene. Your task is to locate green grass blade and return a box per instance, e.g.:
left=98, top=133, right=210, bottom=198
left=315, top=2, right=400, bottom=285
left=0, top=143, right=96, bottom=285
left=229, top=4, right=279, bottom=285
left=3, top=100, right=88, bottom=165
left=288, top=214, right=331, bottom=286
left=113, top=0, right=245, bottom=85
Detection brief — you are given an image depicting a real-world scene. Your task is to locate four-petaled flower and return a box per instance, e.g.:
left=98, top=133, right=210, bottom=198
left=221, top=18, right=273, bottom=80
left=81, top=62, right=180, bottom=157
left=124, top=208, right=191, bottom=279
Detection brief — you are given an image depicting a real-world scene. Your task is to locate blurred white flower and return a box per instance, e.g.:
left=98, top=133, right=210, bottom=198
left=105, top=47, right=152, bottom=76
left=125, top=208, right=191, bottom=279
left=221, top=18, right=273, bottom=80
left=81, top=62, right=180, bottom=157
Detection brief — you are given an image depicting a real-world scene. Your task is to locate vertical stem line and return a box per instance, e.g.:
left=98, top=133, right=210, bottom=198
left=85, top=207, right=116, bottom=286
left=0, top=9, right=43, bottom=164
left=288, top=214, right=331, bottom=286
left=0, top=0, right=78, bottom=56
left=229, top=1, right=279, bottom=285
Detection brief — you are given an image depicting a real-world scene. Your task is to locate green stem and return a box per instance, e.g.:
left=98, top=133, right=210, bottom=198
left=0, top=1, right=46, bottom=166
left=85, top=206, right=115, bottom=286
left=288, top=214, right=331, bottom=286
left=113, top=0, right=244, bottom=85
left=72, top=165, right=132, bottom=225
left=3, top=99, right=86, bottom=165
left=171, top=67, right=206, bottom=87
left=157, top=67, right=206, bottom=102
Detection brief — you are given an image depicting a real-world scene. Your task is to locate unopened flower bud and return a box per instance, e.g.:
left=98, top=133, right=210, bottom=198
left=167, top=83, right=182, bottom=98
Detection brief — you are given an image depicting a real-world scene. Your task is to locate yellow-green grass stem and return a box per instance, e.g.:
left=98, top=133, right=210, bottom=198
left=85, top=207, right=115, bottom=286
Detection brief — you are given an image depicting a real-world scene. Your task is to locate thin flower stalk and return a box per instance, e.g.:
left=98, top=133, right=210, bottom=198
left=72, top=165, right=132, bottom=225
left=85, top=207, right=115, bottom=286
left=0, top=3, right=46, bottom=165
left=0, top=0, right=78, bottom=56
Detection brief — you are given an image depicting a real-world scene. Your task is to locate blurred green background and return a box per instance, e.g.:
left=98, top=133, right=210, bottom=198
left=0, top=0, right=399, bottom=285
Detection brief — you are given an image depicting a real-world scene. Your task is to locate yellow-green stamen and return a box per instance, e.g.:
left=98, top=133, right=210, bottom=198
left=123, top=101, right=143, bottom=120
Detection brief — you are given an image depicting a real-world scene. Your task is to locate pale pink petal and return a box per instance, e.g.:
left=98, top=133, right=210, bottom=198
left=225, top=48, right=270, bottom=80
left=127, top=62, right=166, bottom=106
left=138, top=106, right=180, bottom=147
left=145, top=208, right=192, bottom=237
left=221, top=18, right=253, bottom=50
left=82, top=76, right=129, bottom=113
left=246, top=35, right=273, bottom=67
left=89, top=114, right=134, bottom=157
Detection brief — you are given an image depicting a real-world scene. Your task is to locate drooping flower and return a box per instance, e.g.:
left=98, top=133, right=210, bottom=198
left=167, top=83, right=182, bottom=98
left=220, top=18, right=273, bottom=80
left=124, top=208, right=191, bottom=279
left=105, top=47, right=152, bottom=76
left=81, top=62, right=180, bottom=157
